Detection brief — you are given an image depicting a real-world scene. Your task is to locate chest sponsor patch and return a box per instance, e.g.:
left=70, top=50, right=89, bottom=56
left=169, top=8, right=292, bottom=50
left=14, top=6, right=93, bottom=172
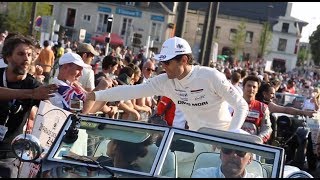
left=190, top=89, right=203, bottom=94
left=247, top=110, right=260, bottom=118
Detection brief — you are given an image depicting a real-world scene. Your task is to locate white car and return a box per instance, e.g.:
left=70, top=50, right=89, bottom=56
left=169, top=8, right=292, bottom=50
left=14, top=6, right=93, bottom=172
left=12, top=114, right=313, bottom=178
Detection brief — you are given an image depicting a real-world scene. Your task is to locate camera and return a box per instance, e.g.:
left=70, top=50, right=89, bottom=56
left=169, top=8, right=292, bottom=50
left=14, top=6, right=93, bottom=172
left=69, top=99, right=83, bottom=112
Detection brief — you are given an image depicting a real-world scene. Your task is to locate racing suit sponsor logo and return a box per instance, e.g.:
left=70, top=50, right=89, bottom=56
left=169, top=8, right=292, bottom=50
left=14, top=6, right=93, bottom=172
left=247, top=111, right=260, bottom=118
left=190, top=89, right=203, bottom=94
left=195, top=95, right=205, bottom=101
left=177, top=101, right=208, bottom=106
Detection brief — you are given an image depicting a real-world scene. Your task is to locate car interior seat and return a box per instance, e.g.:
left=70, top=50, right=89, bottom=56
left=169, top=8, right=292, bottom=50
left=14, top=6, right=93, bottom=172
left=135, top=144, right=177, bottom=177
left=191, top=152, right=265, bottom=177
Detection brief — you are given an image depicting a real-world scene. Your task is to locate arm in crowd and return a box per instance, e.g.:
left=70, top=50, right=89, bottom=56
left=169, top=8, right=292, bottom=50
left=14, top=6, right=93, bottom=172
left=268, top=101, right=315, bottom=117
left=0, top=84, right=58, bottom=100
left=258, top=106, right=273, bottom=143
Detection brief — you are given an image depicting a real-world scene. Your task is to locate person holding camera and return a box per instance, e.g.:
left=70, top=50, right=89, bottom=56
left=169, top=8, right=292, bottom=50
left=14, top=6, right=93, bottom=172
left=0, top=34, right=59, bottom=178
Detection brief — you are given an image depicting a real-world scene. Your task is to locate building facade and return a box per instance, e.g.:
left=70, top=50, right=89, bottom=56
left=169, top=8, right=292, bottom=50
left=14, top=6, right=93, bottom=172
left=264, top=3, right=308, bottom=72
left=50, top=2, right=176, bottom=53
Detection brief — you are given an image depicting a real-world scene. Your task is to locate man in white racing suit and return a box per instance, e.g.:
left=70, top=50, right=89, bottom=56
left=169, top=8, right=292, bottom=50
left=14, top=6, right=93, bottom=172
left=86, top=37, right=248, bottom=131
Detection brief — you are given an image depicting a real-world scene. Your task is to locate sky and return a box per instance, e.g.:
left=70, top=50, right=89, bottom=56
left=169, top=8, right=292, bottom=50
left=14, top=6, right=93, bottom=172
left=290, top=2, right=320, bottom=43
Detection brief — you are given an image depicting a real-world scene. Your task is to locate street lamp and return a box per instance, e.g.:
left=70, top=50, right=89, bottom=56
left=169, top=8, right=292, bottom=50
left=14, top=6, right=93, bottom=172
left=105, top=14, right=113, bottom=56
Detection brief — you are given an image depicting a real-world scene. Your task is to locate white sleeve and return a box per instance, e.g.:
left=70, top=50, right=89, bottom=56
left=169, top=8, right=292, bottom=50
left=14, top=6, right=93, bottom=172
left=211, top=70, right=248, bottom=130
left=87, top=70, right=95, bottom=90
left=94, top=74, right=166, bottom=102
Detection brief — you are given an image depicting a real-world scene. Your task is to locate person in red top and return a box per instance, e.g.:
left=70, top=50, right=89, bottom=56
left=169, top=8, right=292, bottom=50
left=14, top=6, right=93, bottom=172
left=285, top=79, right=296, bottom=94
left=156, top=96, right=175, bottom=126
left=241, top=75, right=272, bottom=143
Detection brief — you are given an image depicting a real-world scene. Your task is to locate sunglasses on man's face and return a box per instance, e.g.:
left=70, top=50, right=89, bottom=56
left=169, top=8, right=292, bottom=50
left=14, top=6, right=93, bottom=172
left=221, top=148, right=247, bottom=157
left=146, top=68, right=155, bottom=72
left=161, top=59, right=174, bottom=66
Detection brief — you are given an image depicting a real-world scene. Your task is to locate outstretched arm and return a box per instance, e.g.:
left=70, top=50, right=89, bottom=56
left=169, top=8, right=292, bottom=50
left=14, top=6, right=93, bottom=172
left=268, top=102, right=315, bottom=117
left=0, top=84, right=58, bottom=100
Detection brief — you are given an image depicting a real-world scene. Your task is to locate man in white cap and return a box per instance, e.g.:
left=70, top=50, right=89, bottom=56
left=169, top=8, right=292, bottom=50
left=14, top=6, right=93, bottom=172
left=49, top=52, right=112, bottom=113
left=86, top=36, right=248, bottom=132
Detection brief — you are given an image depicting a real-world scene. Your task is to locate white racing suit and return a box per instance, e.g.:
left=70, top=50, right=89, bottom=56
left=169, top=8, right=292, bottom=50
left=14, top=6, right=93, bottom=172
left=95, top=65, right=249, bottom=131
left=241, top=100, right=272, bottom=143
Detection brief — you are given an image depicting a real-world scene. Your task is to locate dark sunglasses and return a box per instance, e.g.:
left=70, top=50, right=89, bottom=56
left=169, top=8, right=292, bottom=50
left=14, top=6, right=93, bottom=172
left=221, top=148, right=247, bottom=157
left=146, top=68, right=155, bottom=72
left=161, top=59, right=174, bottom=66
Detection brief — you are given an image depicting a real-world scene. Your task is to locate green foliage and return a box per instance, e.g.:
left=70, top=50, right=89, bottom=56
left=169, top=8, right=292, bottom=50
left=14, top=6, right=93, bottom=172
left=309, top=24, right=320, bottom=65
left=231, top=21, right=246, bottom=61
left=258, top=22, right=273, bottom=58
left=297, top=48, right=309, bottom=66
left=0, top=2, right=52, bottom=37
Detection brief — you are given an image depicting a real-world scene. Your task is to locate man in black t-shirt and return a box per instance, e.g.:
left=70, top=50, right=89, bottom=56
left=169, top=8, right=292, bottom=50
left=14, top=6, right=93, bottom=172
left=0, top=34, right=58, bottom=177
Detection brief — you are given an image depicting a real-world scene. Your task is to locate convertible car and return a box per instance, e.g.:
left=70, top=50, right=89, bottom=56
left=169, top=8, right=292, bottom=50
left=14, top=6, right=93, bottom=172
left=12, top=113, right=313, bottom=178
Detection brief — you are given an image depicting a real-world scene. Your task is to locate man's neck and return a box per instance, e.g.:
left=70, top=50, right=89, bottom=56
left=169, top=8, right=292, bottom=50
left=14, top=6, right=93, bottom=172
left=243, top=96, right=254, bottom=104
left=5, top=68, right=26, bottom=82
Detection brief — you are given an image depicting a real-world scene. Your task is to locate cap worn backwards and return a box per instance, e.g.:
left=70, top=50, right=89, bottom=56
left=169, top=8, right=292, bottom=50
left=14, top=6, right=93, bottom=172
left=59, top=52, right=91, bottom=68
left=154, top=36, right=192, bottom=62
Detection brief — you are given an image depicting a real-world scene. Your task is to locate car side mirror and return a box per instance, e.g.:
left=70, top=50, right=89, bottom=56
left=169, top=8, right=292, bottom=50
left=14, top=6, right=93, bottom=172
left=11, top=134, right=42, bottom=162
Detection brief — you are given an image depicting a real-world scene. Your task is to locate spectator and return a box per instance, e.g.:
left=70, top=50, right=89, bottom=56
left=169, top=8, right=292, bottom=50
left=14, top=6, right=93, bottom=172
left=0, top=34, right=58, bottom=178
left=36, top=40, right=55, bottom=84
left=49, top=52, right=112, bottom=114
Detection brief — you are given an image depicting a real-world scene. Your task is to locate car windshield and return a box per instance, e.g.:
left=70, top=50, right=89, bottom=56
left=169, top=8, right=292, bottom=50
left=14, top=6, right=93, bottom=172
left=157, top=128, right=284, bottom=178
left=46, top=115, right=168, bottom=177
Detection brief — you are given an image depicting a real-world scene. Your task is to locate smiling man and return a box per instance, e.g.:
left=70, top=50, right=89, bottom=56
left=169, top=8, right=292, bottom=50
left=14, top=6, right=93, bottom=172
left=241, top=75, right=272, bottom=143
left=86, top=36, right=248, bottom=132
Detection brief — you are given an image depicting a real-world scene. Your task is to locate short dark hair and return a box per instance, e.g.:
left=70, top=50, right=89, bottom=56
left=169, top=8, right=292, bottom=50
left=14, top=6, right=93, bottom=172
left=231, top=72, right=241, bottom=84
left=2, top=34, right=34, bottom=64
left=172, top=53, right=194, bottom=65
left=243, top=75, right=261, bottom=87
left=102, top=55, right=119, bottom=70
left=43, top=40, right=49, bottom=47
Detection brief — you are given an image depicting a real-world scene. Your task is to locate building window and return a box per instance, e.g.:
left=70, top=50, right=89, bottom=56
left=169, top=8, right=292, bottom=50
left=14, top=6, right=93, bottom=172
left=97, top=13, right=111, bottom=33
left=125, top=2, right=135, bottom=6
left=150, top=21, right=162, bottom=42
left=66, top=8, right=76, bottom=27
left=197, top=23, right=204, bottom=35
left=120, top=17, right=133, bottom=44
left=282, top=23, right=289, bottom=33
left=245, top=31, right=253, bottom=43
left=214, top=26, right=221, bottom=38
left=277, top=38, right=287, bottom=52
left=229, top=28, right=237, bottom=40
left=83, top=14, right=91, bottom=22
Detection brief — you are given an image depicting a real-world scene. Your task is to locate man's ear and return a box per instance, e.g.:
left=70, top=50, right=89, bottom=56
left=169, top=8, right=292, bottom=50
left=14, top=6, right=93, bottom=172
left=247, top=155, right=253, bottom=165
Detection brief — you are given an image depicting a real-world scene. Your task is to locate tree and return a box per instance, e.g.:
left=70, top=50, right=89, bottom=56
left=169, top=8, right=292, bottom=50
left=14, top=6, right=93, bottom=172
left=309, top=24, right=320, bottom=65
left=0, top=2, right=52, bottom=38
left=258, top=22, right=273, bottom=58
left=231, top=21, right=246, bottom=62
left=297, top=47, right=309, bottom=66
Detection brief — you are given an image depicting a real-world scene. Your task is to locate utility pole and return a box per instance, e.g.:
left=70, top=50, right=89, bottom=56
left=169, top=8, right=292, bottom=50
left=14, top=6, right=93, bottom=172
left=29, top=2, right=37, bottom=36
left=198, top=2, right=219, bottom=66
left=174, top=2, right=189, bottom=38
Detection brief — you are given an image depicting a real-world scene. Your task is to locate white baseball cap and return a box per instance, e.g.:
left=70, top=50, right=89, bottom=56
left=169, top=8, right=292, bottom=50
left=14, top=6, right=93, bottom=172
left=59, top=52, right=91, bottom=68
left=154, top=36, right=192, bottom=62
